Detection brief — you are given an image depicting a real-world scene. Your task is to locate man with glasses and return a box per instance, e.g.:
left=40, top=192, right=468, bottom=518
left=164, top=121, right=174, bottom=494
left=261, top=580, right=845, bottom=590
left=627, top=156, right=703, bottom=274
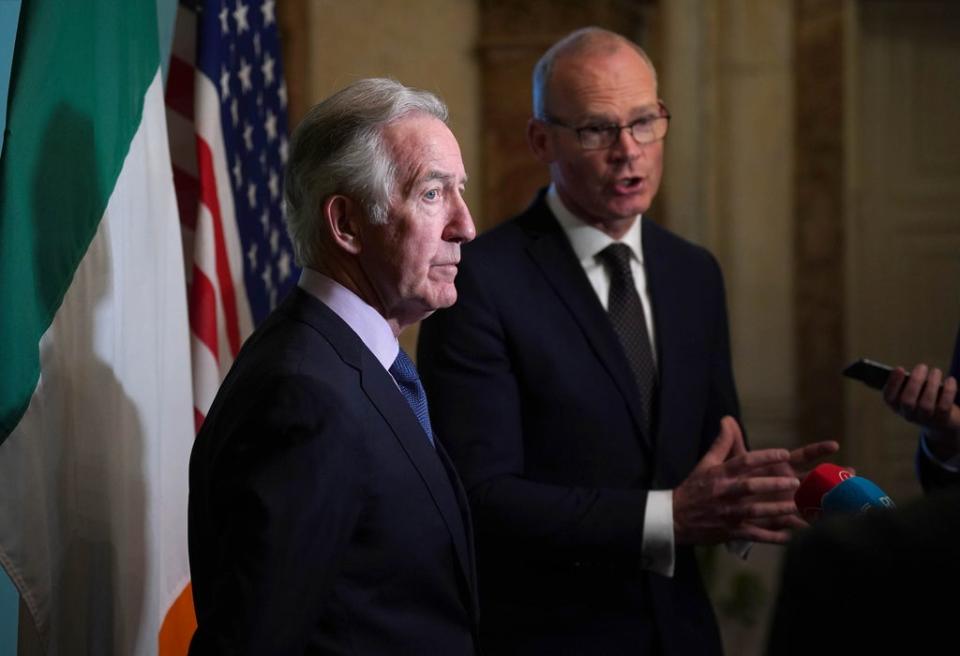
left=419, top=27, right=834, bottom=655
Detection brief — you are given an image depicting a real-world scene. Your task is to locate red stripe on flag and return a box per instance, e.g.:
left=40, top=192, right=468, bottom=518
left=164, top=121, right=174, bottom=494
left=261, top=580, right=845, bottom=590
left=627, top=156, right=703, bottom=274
left=194, top=408, right=205, bottom=435
left=195, top=135, right=242, bottom=357
left=173, top=166, right=199, bottom=231
left=189, top=267, right=219, bottom=360
left=165, top=55, right=195, bottom=121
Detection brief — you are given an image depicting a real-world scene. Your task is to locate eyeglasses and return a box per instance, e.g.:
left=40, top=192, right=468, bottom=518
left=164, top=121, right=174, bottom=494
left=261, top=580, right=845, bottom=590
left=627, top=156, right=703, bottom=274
left=543, top=104, right=671, bottom=150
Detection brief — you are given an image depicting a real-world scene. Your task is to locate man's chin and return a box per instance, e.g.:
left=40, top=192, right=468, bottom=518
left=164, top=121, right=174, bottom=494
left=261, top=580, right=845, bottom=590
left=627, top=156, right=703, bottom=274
left=433, top=289, right=458, bottom=311
left=397, top=291, right=457, bottom=327
left=602, top=197, right=650, bottom=220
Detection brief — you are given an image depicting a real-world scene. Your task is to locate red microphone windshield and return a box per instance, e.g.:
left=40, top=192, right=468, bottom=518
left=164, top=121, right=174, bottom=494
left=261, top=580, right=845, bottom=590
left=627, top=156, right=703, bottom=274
left=795, top=463, right=853, bottom=522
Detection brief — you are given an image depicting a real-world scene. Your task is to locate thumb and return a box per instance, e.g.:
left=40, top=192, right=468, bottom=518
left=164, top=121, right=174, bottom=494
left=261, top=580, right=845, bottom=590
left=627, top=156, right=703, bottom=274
left=697, top=416, right=738, bottom=470
left=725, top=417, right=747, bottom=459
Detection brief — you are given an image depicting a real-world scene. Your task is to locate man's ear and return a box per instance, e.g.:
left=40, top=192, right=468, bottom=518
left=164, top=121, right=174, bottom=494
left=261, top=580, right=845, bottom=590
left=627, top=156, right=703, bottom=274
left=324, top=194, right=364, bottom=255
left=527, top=117, right=554, bottom=165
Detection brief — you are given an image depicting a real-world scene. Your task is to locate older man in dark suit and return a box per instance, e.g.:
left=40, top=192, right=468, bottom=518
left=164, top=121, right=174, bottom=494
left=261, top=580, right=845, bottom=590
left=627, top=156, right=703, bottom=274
left=418, top=27, right=835, bottom=655
left=187, top=78, right=479, bottom=654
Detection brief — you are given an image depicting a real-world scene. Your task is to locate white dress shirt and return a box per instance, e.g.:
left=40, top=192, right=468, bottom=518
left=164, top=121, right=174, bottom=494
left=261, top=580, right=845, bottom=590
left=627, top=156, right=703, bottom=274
left=298, top=267, right=399, bottom=373
left=546, top=185, right=675, bottom=577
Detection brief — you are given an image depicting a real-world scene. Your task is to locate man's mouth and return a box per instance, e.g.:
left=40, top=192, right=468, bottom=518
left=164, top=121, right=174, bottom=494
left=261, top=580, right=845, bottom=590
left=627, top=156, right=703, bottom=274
left=431, top=262, right=459, bottom=281
left=612, top=176, right=643, bottom=194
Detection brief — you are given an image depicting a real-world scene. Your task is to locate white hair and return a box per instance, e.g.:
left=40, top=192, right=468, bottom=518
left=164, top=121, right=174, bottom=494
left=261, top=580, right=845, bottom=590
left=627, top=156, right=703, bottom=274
left=283, top=77, right=448, bottom=267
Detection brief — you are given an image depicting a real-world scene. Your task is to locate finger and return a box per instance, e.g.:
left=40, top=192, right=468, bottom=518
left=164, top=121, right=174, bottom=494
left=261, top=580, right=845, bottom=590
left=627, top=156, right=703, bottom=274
left=789, top=440, right=840, bottom=467
left=735, top=500, right=799, bottom=520
left=726, top=417, right=748, bottom=459
left=750, top=461, right=794, bottom=479
left=697, top=416, right=738, bottom=470
left=916, top=368, right=943, bottom=420
left=721, top=476, right=799, bottom=498
left=883, top=366, right=908, bottom=406
left=934, top=375, right=959, bottom=428
left=899, top=364, right=929, bottom=416
left=721, top=448, right=791, bottom=476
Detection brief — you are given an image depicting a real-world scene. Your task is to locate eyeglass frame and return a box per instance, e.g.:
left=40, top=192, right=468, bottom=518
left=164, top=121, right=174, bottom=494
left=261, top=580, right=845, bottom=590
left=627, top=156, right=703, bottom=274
left=540, top=101, right=671, bottom=151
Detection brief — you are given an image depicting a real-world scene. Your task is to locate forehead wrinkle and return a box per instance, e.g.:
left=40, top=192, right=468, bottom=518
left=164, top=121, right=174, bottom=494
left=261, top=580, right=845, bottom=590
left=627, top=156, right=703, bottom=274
left=423, top=169, right=468, bottom=186
left=383, top=115, right=465, bottom=200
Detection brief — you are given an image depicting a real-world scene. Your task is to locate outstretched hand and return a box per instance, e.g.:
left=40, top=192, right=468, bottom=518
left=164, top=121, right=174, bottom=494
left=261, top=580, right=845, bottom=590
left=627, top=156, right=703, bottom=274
left=673, top=417, right=802, bottom=546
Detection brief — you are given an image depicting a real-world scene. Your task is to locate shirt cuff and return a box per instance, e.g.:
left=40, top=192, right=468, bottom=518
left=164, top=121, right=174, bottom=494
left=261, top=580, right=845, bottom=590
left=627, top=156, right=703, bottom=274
left=641, top=490, right=675, bottom=577
left=726, top=539, right=752, bottom=559
left=920, top=430, right=960, bottom=472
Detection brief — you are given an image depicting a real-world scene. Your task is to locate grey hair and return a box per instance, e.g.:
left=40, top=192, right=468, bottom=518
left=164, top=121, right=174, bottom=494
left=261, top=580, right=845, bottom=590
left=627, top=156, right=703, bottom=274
left=532, top=27, right=657, bottom=120
left=283, top=77, right=448, bottom=268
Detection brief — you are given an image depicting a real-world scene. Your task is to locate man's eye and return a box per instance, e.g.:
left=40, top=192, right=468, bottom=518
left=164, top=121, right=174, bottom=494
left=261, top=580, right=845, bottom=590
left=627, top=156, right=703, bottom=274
left=424, top=189, right=440, bottom=201
left=581, top=125, right=614, bottom=135
left=632, top=116, right=658, bottom=128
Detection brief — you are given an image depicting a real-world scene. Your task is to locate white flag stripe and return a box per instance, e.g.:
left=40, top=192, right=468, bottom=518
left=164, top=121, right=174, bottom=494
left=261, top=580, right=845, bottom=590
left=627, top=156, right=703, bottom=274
left=194, top=73, right=254, bottom=344
left=191, top=200, right=235, bottom=377
left=190, top=334, right=221, bottom=420
left=0, top=70, right=193, bottom=655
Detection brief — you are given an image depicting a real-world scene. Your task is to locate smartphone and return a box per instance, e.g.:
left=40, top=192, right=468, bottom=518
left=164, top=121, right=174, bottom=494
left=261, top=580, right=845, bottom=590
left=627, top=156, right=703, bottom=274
left=842, top=358, right=899, bottom=391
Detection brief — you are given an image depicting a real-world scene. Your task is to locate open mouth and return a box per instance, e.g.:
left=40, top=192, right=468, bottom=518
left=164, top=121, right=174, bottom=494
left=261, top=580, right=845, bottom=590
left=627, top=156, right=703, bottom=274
left=612, top=176, right=643, bottom=194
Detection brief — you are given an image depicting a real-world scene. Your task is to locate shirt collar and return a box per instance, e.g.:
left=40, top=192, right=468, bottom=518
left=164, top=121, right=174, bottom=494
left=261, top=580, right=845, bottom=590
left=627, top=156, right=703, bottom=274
left=546, top=183, right=644, bottom=266
left=298, top=267, right=399, bottom=371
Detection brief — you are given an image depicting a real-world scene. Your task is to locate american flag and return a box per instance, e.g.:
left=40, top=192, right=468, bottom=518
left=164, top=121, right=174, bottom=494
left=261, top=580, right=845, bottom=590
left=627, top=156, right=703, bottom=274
left=161, top=0, right=297, bottom=647
left=166, top=0, right=298, bottom=433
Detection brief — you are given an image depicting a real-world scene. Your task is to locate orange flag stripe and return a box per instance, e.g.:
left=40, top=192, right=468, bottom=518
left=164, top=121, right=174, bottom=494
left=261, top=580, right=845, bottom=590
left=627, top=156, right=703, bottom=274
left=159, top=583, right=197, bottom=655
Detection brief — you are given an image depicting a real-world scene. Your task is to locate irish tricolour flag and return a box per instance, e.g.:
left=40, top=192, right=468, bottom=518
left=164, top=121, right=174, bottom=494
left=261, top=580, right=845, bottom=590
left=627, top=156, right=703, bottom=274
left=0, top=1, right=195, bottom=653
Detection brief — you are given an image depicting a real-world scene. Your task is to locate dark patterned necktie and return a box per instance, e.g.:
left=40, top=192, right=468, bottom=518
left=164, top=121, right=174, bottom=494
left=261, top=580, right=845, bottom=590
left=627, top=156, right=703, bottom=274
left=599, top=243, right=657, bottom=438
left=390, top=349, right=435, bottom=446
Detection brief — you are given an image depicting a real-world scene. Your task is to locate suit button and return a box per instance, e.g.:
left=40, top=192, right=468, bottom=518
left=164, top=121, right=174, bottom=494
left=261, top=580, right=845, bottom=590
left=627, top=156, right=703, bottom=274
left=573, top=561, right=581, bottom=568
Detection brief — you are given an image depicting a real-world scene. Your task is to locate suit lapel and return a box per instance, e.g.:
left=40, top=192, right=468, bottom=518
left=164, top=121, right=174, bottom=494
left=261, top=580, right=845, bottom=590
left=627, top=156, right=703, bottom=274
left=281, top=289, right=477, bottom=607
left=521, top=197, right=654, bottom=453
left=643, top=218, right=694, bottom=486
left=359, top=350, right=476, bottom=606
left=435, top=437, right=479, bottom=618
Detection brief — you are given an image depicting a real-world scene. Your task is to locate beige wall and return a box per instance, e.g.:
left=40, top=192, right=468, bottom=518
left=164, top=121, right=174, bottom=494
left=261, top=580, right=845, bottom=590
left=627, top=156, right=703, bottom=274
left=302, top=0, right=481, bottom=219
left=661, top=3, right=797, bottom=654
left=300, top=0, right=481, bottom=352
left=662, top=0, right=797, bottom=449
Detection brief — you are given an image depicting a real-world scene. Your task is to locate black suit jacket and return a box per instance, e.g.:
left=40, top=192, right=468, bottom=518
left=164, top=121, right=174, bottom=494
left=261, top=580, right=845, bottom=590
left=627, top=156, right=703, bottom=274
left=188, top=288, right=479, bottom=655
left=418, top=191, right=739, bottom=655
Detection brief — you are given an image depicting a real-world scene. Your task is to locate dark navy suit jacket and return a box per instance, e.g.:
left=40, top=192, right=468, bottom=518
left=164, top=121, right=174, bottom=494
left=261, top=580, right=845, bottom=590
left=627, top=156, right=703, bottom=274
left=188, top=288, right=479, bottom=655
left=418, top=191, right=739, bottom=655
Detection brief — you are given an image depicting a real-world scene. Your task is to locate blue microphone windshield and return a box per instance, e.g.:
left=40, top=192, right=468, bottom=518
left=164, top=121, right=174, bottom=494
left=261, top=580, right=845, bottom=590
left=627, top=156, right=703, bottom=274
left=821, top=476, right=896, bottom=515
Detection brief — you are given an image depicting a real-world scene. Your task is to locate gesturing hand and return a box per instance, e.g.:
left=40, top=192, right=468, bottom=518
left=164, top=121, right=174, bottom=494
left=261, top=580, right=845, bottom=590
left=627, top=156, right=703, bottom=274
left=673, top=417, right=801, bottom=546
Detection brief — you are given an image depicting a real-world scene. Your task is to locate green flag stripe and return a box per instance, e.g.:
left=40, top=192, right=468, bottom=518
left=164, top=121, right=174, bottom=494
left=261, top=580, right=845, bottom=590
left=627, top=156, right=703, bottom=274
left=0, top=0, right=160, bottom=441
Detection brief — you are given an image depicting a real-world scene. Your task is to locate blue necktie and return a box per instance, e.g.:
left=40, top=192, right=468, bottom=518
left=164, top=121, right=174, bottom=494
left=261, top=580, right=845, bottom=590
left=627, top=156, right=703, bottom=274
left=390, top=349, right=435, bottom=446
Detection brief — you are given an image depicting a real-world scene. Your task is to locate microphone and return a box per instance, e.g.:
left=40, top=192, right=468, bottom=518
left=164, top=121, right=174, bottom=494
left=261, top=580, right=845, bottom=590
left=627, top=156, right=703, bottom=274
left=821, top=476, right=896, bottom=514
left=795, top=463, right=895, bottom=521
left=795, top=463, right=851, bottom=522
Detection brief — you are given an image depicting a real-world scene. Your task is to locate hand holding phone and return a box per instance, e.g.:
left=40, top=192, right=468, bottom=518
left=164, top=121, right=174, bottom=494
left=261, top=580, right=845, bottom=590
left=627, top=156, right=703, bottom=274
left=843, top=357, right=954, bottom=408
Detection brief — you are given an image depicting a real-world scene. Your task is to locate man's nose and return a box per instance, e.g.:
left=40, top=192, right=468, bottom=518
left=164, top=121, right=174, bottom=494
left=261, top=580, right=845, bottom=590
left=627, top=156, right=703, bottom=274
left=444, top=193, right=476, bottom=244
left=608, top=126, right=646, bottom=162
